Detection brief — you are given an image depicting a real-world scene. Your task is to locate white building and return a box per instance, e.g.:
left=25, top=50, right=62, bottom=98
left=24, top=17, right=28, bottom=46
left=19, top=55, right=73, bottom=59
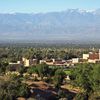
left=22, top=57, right=37, bottom=67
left=83, top=54, right=89, bottom=60
left=88, top=59, right=97, bottom=63
left=39, top=60, right=46, bottom=64
left=72, top=58, right=79, bottom=64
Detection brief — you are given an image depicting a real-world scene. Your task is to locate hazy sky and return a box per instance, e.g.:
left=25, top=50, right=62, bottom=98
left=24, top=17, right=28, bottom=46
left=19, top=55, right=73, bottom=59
left=0, top=0, right=100, bottom=13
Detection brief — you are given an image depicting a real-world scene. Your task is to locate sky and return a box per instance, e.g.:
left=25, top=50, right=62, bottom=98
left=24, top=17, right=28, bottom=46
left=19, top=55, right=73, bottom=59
left=0, top=0, right=100, bottom=13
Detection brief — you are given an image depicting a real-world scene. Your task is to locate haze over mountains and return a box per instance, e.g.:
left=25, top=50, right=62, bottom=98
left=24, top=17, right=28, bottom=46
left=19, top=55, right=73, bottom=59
left=0, top=9, right=100, bottom=43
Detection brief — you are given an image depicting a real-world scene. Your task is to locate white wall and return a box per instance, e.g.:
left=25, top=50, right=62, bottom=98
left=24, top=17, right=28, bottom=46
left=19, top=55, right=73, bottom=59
left=72, top=58, right=79, bottom=63
left=83, top=54, right=89, bottom=60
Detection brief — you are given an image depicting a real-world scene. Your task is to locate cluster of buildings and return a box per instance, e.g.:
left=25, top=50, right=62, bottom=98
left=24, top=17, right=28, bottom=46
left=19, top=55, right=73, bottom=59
left=40, top=49, right=100, bottom=66
left=83, top=49, right=100, bottom=63
left=9, top=50, right=100, bottom=69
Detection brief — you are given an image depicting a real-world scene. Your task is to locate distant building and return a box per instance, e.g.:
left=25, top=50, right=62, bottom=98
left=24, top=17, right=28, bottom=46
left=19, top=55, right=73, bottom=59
left=72, top=58, right=79, bottom=64
left=83, top=54, right=89, bottom=60
left=88, top=51, right=100, bottom=63
left=54, top=60, right=66, bottom=66
left=40, top=59, right=55, bottom=65
left=40, top=59, right=68, bottom=66
left=22, top=57, right=37, bottom=67
left=40, top=59, right=46, bottom=64
left=89, top=52, right=99, bottom=60
left=8, top=61, right=22, bottom=71
left=9, top=61, right=22, bottom=65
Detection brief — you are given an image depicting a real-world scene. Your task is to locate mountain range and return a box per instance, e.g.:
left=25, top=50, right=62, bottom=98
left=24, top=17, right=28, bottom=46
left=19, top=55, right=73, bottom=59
left=0, top=9, right=100, bottom=43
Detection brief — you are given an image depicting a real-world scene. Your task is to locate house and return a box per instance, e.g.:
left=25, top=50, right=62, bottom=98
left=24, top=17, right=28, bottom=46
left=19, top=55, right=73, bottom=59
left=72, top=58, right=79, bottom=64
left=8, top=61, right=23, bottom=71
left=88, top=50, right=100, bottom=63
left=40, top=59, right=68, bottom=66
left=83, top=54, right=89, bottom=60
left=9, top=61, right=22, bottom=65
left=54, top=59, right=66, bottom=66
left=40, top=59, right=46, bottom=64
left=22, top=57, right=37, bottom=67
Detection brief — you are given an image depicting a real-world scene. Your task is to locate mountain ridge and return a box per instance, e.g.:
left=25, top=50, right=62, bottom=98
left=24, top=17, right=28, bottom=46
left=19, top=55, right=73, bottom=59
left=0, top=9, right=100, bottom=43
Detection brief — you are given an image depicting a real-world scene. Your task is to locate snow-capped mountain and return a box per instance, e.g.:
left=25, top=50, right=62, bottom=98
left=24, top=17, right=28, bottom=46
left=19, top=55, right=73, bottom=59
left=0, top=9, right=100, bottom=43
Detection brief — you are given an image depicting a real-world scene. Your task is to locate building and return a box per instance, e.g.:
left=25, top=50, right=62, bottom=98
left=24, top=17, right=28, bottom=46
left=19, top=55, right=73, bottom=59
left=40, top=59, right=68, bottom=66
left=40, top=59, right=54, bottom=65
left=88, top=51, right=100, bottom=63
left=72, top=58, right=79, bottom=64
left=8, top=61, right=22, bottom=71
left=22, top=57, right=37, bottom=67
left=83, top=54, right=89, bottom=60
left=88, top=52, right=99, bottom=63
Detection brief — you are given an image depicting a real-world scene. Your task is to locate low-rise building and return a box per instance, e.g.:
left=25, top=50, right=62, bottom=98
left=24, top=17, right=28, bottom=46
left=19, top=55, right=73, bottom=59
left=83, top=54, right=89, bottom=60
left=88, top=52, right=100, bottom=63
left=22, top=57, right=37, bottom=67
left=9, top=61, right=23, bottom=71
left=72, top=58, right=79, bottom=64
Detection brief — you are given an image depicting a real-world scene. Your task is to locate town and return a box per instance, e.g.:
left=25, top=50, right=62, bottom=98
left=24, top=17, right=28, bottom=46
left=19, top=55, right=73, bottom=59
left=0, top=0, right=100, bottom=99
left=0, top=46, right=100, bottom=100
left=9, top=49, right=100, bottom=68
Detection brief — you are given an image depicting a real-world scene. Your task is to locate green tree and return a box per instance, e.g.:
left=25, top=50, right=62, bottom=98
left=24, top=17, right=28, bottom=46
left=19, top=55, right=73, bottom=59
left=36, top=63, right=49, bottom=80
left=90, top=64, right=100, bottom=99
left=0, top=62, right=8, bottom=74
left=27, top=66, right=38, bottom=74
left=0, top=78, right=30, bottom=100
left=71, top=63, right=100, bottom=100
left=54, top=69, right=65, bottom=88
